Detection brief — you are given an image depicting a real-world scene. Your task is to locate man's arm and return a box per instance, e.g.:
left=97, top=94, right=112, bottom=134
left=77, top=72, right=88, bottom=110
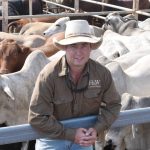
left=94, top=70, right=121, bottom=134
left=28, top=71, right=77, bottom=141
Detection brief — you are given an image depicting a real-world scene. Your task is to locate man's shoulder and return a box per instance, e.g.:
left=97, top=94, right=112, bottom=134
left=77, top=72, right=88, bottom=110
left=89, top=59, right=109, bottom=72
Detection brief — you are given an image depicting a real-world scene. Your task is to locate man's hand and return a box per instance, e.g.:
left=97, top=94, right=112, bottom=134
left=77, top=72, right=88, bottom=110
left=74, top=128, right=97, bottom=147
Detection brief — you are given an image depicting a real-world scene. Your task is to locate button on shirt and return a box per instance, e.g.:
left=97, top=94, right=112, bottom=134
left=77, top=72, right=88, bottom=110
left=28, top=56, right=121, bottom=141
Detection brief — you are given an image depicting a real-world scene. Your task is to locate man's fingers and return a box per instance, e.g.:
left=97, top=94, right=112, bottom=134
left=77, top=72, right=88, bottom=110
left=79, top=140, right=93, bottom=147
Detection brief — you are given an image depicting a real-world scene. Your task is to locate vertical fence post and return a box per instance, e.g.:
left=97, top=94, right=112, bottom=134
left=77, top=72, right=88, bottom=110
left=29, top=0, right=32, bottom=22
left=2, top=0, right=8, bottom=32
left=133, top=0, right=139, bottom=19
left=74, top=0, right=79, bottom=13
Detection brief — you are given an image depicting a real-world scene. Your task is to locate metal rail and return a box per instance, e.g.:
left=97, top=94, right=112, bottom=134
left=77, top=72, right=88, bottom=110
left=0, top=107, right=150, bottom=145
left=1, top=0, right=150, bottom=32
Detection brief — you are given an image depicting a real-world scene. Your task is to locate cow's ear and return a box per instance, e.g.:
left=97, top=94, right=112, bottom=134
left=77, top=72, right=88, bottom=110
left=3, top=85, right=15, bottom=101
left=121, top=93, right=132, bottom=110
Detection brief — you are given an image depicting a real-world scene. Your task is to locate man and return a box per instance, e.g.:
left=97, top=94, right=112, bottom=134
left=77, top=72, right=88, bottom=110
left=28, top=20, right=121, bottom=150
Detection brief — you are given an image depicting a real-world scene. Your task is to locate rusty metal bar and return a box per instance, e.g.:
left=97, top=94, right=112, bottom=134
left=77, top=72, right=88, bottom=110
left=2, top=0, right=8, bottom=32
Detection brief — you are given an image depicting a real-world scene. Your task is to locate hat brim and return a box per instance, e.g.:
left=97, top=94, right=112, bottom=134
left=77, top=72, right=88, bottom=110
left=53, top=36, right=102, bottom=50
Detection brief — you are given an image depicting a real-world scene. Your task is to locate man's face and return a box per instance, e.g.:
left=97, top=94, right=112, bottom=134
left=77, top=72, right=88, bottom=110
left=65, top=42, right=91, bottom=68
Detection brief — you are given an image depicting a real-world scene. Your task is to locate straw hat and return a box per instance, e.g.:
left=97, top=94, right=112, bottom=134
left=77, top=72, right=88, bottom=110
left=53, top=20, right=102, bottom=50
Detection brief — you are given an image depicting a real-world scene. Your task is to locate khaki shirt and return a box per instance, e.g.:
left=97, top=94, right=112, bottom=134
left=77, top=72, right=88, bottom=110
left=28, top=56, right=121, bottom=141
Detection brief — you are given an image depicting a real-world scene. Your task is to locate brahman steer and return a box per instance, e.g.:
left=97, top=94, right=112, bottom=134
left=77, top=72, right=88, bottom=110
left=19, top=22, right=54, bottom=35
left=0, top=50, right=49, bottom=150
left=106, top=54, right=150, bottom=96
left=103, top=12, right=150, bottom=36
left=18, top=17, right=71, bottom=36
left=0, top=32, right=64, bottom=74
left=43, top=16, right=104, bottom=37
left=138, top=18, right=150, bottom=30
left=43, top=16, right=70, bottom=37
left=0, top=32, right=46, bottom=48
left=98, top=30, right=150, bottom=60
left=111, top=50, right=150, bottom=70
left=104, top=93, right=150, bottom=150
left=8, top=16, right=62, bottom=33
left=0, top=50, right=50, bottom=125
left=0, top=50, right=65, bottom=150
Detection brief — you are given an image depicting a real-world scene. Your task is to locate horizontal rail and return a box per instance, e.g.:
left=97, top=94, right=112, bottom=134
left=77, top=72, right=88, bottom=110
left=0, top=107, right=150, bottom=145
left=81, top=0, right=132, bottom=11
left=1, top=0, right=150, bottom=32
left=43, top=0, right=75, bottom=11
left=0, top=10, right=133, bottom=21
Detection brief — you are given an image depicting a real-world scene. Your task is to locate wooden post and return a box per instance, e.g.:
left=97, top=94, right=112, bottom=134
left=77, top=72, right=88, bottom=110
left=2, top=0, right=8, bottom=32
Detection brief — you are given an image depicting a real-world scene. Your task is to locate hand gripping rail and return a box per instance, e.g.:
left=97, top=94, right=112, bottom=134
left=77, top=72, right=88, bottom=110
left=0, top=107, right=150, bottom=145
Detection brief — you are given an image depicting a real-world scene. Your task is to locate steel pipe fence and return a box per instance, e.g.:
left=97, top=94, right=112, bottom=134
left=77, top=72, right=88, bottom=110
left=0, top=107, right=150, bottom=145
left=1, top=0, right=150, bottom=32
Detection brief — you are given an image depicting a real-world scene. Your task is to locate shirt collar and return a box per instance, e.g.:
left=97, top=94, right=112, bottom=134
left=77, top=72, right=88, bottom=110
left=58, top=56, right=90, bottom=77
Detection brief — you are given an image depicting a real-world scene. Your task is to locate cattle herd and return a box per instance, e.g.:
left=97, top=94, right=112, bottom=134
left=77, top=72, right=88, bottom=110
left=1, top=0, right=150, bottom=150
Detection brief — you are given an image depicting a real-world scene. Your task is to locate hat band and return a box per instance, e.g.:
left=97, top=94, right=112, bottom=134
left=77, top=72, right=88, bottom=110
left=66, top=33, right=91, bottom=38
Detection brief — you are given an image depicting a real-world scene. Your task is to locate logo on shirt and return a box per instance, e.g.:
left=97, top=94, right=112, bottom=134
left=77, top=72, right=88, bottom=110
left=89, top=80, right=101, bottom=88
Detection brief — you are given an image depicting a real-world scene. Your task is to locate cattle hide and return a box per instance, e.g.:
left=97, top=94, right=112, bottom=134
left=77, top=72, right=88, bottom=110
left=0, top=50, right=50, bottom=125
left=105, top=54, right=150, bottom=96
left=0, top=32, right=46, bottom=48
left=104, top=93, right=150, bottom=150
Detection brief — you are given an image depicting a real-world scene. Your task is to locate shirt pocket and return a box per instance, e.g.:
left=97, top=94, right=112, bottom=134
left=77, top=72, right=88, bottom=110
left=83, top=88, right=103, bottom=114
left=53, top=97, right=73, bottom=120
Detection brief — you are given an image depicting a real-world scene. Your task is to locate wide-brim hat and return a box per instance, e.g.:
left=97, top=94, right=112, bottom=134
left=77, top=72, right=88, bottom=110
left=53, top=20, right=102, bottom=50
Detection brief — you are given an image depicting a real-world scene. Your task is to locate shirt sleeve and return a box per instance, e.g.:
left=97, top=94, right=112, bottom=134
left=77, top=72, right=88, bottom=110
left=28, top=69, right=76, bottom=141
left=94, top=69, right=121, bottom=134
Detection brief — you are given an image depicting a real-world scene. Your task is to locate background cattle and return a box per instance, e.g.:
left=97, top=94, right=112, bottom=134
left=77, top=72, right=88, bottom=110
left=0, top=32, right=64, bottom=74
left=18, top=17, right=70, bottom=36
left=138, top=18, right=150, bottom=30
left=105, top=93, right=150, bottom=150
left=105, top=54, right=150, bottom=96
left=0, top=50, right=50, bottom=125
left=0, top=0, right=43, bottom=31
left=0, top=50, right=50, bottom=150
left=0, top=39, right=31, bottom=74
left=102, top=12, right=140, bottom=35
left=0, top=50, right=66, bottom=149
left=0, top=32, right=46, bottom=48
left=43, top=16, right=104, bottom=37
left=102, top=12, right=150, bottom=36
left=19, top=22, right=55, bottom=35
left=47, top=0, right=150, bottom=26
left=8, top=16, right=62, bottom=33
left=98, top=29, right=150, bottom=60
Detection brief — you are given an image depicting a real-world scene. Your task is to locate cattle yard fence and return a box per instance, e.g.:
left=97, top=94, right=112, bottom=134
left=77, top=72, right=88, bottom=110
left=0, top=0, right=150, bottom=32
left=0, top=107, right=150, bottom=145
left=0, top=0, right=150, bottom=145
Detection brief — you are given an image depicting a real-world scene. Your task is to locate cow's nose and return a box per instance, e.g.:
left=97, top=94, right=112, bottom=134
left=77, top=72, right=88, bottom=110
left=104, top=139, right=117, bottom=150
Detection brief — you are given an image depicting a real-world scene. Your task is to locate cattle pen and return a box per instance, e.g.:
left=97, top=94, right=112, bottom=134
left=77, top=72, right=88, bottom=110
left=0, top=107, right=150, bottom=145
left=1, top=0, right=150, bottom=32
left=1, top=0, right=150, bottom=148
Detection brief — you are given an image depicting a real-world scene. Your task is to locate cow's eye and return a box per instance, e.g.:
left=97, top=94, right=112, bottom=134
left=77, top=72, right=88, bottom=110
left=56, top=24, right=60, bottom=27
left=105, top=20, right=110, bottom=25
left=124, top=18, right=128, bottom=22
